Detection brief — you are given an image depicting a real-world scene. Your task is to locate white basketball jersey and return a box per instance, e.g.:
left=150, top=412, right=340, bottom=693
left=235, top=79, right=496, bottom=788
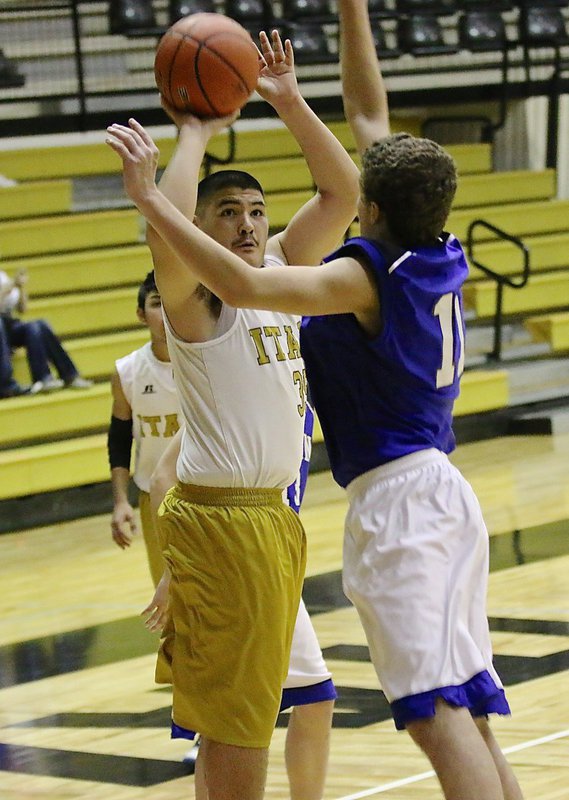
left=116, top=342, right=181, bottom=492
left=165, top=301, right=305, bottom=490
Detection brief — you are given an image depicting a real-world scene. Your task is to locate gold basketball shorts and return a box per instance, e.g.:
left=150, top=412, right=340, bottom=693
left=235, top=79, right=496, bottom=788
left=155, top=482, right=307, bottom=748
left=138, top=490, right=166, bottom=589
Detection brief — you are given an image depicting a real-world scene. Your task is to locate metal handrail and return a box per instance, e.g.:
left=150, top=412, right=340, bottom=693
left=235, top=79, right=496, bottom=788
left=203, top=126, right=237, bottom=176
left=466, top=219, right=531, bottom=362
left=547, top=49, right=569, bottom=170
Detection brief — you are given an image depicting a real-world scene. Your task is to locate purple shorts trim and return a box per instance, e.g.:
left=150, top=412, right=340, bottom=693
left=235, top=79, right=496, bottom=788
left=280, top=678, right=337, bottom=712
left=170, top=679, right=337, bottom=739
left=391, top=670, right=511, bottom=731
left=171, top=720, right=197, bottom=741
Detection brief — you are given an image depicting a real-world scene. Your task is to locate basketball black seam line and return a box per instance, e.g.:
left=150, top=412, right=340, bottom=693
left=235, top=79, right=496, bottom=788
left=183, top=31, right=253, bottom=115
left=193, top=40, right=218, bottom=116
left=164, top=35, right=186, bottom=108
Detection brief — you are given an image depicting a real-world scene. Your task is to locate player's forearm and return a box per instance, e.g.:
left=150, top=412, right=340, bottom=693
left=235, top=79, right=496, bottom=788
left=111, top=467, right=131, bottom=505
left=276, top=93, right=359, bottom=204
left=155, top=123, right=207, bottom=220
left=146, top=123, right=207, bottom=298
left=339, top=0, right=390, bottom=152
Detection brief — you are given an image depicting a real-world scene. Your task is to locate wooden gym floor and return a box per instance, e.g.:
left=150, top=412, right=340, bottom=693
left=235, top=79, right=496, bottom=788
left=1, top=433, right=568, bottom=799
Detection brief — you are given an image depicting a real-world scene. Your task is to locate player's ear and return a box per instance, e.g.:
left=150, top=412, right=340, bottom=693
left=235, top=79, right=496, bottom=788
left=136, top=307, right=147, bottom=325
left=369, top=201, right=381, bottom=225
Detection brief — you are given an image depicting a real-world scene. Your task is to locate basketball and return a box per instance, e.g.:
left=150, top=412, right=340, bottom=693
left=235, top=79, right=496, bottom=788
left=154, top=13, right=260, bottom=118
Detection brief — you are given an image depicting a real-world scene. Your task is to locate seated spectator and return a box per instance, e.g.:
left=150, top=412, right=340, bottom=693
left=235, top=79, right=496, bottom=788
left=0, top=268, right=93, bottom=396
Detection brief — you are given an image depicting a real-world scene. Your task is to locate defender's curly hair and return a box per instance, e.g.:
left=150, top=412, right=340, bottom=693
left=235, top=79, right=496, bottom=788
left=361, top=133, right=457, bottom=248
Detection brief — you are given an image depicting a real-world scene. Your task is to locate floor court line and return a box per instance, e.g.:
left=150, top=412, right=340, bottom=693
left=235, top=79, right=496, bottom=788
left=334, top=728, right=569, bottom=800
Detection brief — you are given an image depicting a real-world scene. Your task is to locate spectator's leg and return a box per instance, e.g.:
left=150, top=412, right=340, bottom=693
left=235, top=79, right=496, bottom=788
left=0, top=317, right=22, bottom=395
left=35, top=319, right=79, bottom=382
left=8, top=318, right=51, bottom=383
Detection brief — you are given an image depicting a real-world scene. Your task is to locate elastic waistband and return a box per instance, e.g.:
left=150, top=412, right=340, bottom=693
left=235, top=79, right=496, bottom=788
left=346, top=448, right=448, bottom=500
left=172, top=482, right=285, bottom=507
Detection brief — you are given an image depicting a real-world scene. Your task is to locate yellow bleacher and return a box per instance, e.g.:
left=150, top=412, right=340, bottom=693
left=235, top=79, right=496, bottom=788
left=464, top=271, right=569, bottom=318
left=0, top=179, right=72, bottom=219
left=1, top=245, right=150, bottom=297
left=21, top=287, right=141, bottom=337
left=525, top=311, right=569, bottom=353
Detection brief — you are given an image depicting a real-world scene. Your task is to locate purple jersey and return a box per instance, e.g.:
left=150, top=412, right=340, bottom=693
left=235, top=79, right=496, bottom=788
left=286, top=402, right=314, bottom=513
left=300, top=235, right=468, bottom=488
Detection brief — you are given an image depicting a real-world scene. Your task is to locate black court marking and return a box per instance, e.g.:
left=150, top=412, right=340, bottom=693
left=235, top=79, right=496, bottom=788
left=0, top=744, right=189, bottom=786
left=320, top=644, right=569, bottom=689
left=0, top=616, right=157, bottom=689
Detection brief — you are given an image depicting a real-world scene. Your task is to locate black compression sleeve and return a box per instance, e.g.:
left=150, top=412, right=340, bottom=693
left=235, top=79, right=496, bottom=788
left=108, top=415, right=133, bottom=470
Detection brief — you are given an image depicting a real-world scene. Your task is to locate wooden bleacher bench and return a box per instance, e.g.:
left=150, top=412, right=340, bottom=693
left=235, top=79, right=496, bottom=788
left=0, top=179, right=72, bottom=219
left=448, top=198, right=569, bottom=242
left=22, top=286, right=140, bottom=337
left=210, top=142, right=493, bottom=197
left=453, top=169, right=556, bottom=209
left=525, top=311, right=569, bottom=353
left=0, top=433, right=108, bottom=501
left=0, top=137, right=176, bottom=181
left=464, top=232, right=569, bottom=283
left=1, top=245, right=151, bottom=297
left=0, top=383, right=111, bottom=449
left=0, top=208, right=142, bottom=259
left=463, top=271, right=569, bottom=318
left=454, top=369, right=509, bottom=416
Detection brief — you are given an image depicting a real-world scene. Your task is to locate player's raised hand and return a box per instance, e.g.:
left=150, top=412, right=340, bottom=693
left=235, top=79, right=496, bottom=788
left=106, top=118, right=160, bottom=208
left=159, top=95, right=239, bottom=138
left=256, top=30, right=299, bottom=109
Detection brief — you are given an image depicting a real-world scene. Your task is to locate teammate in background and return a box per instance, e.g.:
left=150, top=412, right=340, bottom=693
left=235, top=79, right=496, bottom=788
left=0, top=267, right=92, bottom=395
left=106, top=4, right=524, bottom=798
left=107, top=29, right=359, bottom=800
left=148, top=403, right=336, bottom=800
left=108, top=270, right=179, bottom=587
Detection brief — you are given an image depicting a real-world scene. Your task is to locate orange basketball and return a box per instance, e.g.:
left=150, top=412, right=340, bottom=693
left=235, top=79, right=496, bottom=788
left=154, top=13, right=260, bottom=117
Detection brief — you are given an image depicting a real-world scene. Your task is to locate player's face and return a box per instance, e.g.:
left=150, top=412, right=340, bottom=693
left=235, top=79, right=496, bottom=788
left=195, top=188, right=269, bottom=268
left=138, top=290, right=166, bottom=343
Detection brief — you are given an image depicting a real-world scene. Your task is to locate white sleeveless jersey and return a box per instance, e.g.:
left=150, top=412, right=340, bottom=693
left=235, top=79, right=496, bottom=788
left=116, top=342, right=181, bottom=492
left=165, top=296, right=305, bottom=490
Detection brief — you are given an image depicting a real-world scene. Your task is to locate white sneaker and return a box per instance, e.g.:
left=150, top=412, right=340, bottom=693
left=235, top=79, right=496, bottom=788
left=0, top=174, right=17, bottom=187
left=30, top=376, right=64, bottom=394
left=66, top=376, right=93, bottom=389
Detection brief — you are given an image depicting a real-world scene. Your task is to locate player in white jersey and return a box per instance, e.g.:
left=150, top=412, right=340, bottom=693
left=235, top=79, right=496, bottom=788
left=107, top=30, right=360, bottom=800
left=108, top=271, right=180, bottom=587
left=110, top=272, right=336, bottom=798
